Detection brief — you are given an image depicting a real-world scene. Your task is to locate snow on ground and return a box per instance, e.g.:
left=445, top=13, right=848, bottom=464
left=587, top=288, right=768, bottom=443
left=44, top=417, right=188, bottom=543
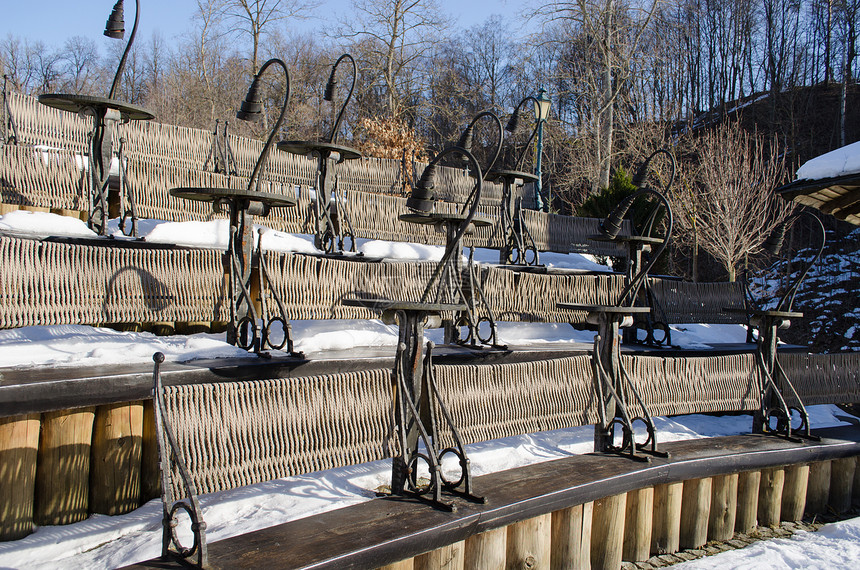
left=796, top=140, right=860, bottom=180
left=0, top=405, right=852, bottom=570
left=0, top=211, right=857, bottom=568
left=675, top=515, right=860, bottom=569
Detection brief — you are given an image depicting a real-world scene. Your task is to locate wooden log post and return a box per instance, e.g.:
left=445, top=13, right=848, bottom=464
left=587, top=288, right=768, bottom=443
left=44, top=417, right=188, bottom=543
left=591, top=494, right=626, bottom=570
left=0, top=414, right=40, bottom=540
left=806, top=460, right=832, bottom=516
left=781, top=464, right=809, bottom=521
left=651, top=481, right=683, bottom=555
left=735, top=470, right=761, bottom=533
left=414, top=540, right=464, bottom=570
left=140, top=400, right=160, bottom=502
left=551, top=502, right=592, bottom=569
left=89, top=402, right=144, bottom=515
left=708, top=473, right=738, bottom=542
left=829, top=457, right=856, bottom=513
left=623, top=487, right=653, bottom=562
left=679, top=477, right=712, bottom=549
left=464, top=527, right=505, bottom=570
left=35, top=408, right=95, bottom=526
left=854, top=456, right=860, bottom=507
left=757, top=467, right=785, bottom=527
left=507, top=513, right=551, bottom=570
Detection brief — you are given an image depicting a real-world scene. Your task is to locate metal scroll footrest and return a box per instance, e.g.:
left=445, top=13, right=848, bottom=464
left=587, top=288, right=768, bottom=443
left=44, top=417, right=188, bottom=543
left=452, top=248, right=505, bottom=349
left=391, top=338, right=484, bottom=510
left=753, top=334, right=818, bottom=443
left=151, top=352, right=208, bottom=569
left=591, top=335, right=667, bottom=462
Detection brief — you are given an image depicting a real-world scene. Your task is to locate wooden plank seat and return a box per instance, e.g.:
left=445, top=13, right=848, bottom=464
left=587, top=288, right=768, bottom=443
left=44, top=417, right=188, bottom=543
left=126, top=424, right=860, bottom=570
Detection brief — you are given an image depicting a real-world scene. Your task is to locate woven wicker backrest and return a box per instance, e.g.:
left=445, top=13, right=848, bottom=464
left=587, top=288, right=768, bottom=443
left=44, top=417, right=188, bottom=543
left=1, top=92, right=630, bottom=256
left=648, top=278, right=748, bottom=324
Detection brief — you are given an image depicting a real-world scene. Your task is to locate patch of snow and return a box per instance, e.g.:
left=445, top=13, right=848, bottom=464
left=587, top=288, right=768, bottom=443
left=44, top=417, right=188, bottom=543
left=675, top=515, right=860, bottom=569
left=796, top=140, right=860, bottom=180
left=0, top=210, right=96, bottom=239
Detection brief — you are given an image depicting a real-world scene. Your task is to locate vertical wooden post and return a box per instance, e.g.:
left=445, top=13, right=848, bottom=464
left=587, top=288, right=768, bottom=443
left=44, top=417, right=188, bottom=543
left=507, top=513, right=551, bottom=570
left=757, top=467, right=785, bottom=527
left=651, top=481, right=683, bottom=554
left=591, top=494, right=626, bottom=570
left=829, top=457, right=856, bottom=513
left=735, top=470, right=761, bottom=533
left=679, top=477, right=712, bottom=549
left=623, top=487, right=653, bottom=562
left=853, top=456, right=860, bottom=507
left=0, top=414, right=40, bottom=540
left=35, top=408, right=95, bottom=526
left=708, top=473, right=738, bottom=542
left=806, top=460, right=832, bottom=515
left=781, top=464, right=809, bottom=521
left=551, top=502, right=592, bottom=569
left=464, top=527, right=505, bottom=570
left=140, top=400, right=161, bottom=502
left=414, top=540, right=464, bottom=570
left=90, top=402, right=144, bottom=515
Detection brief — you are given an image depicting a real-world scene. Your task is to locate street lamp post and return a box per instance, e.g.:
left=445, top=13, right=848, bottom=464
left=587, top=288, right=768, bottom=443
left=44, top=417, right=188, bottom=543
left=533, top=88, right=551, bottom=212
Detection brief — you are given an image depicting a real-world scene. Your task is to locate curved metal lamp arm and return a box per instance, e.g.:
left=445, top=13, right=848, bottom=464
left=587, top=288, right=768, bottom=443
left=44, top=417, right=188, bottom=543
left=506, top=96, right=539, bottom=171
left=777, top=211, right=826, bottom=313
left=457, top=111, right=503, bottom=179
left=107, top=0, right=140, bottom=100
left=325, top=53, right=356, bottom=144
left=239, top=58, right=291, bottom=194
left=602, top=188, right=673, bottom=307
left=419, top=146, right=483, bottom=302
left=633, top=149, right=676, bottom=237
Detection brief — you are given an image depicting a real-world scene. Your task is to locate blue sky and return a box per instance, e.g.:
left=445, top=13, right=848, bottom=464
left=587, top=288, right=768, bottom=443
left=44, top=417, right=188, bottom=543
left=1, top=0, right=530, bottom=49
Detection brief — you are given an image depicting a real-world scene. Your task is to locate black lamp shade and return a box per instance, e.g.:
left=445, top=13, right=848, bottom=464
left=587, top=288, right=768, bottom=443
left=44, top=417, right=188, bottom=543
left=104, top=0, right=125, bottom=39
left=237, top=76, right=263, bottom=121
left=505, top=109, right=521, bottom=132
left=407, top=163, right=437, bottom=213
left=457, top=125, right=474, bottom=152
left=600, top=196, right=634, bottom=239
left=763, top=222, right=787, bottom=255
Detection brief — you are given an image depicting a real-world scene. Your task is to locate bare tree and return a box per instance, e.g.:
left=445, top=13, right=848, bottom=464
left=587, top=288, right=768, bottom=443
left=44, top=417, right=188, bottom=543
left=335, top=0, right=448, bottom=119
left=675, top=123, right=792, bottom=282
left=217, top=0, right=319, bottom=74
left=535, top=0, right=659, bottom=192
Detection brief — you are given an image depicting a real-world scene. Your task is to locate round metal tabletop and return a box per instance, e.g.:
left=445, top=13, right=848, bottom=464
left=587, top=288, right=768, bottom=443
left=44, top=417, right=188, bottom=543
left=557, top=303, right=652, bottom=314
left=169, top=187, right=297, bottom=208
left=342, top=297, right=467, bottom=312
left=39, top=94, right=155, bottom=121
left=399, top=212, right=493, bottom=228
left=276, top=140, right=362, bottom=161
left=486, top=169, right=539, bottom=184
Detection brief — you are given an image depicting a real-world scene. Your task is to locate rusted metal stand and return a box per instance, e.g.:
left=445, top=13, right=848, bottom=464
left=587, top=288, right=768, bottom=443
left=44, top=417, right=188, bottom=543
left=730, top=309, right=817, bottom=441
left=170, top=187, right=297, bottom=353
left=560, top=304, right=666, bottom=461
left=342, top=299, right=483, bottom=510
left=400, top=212, right=501, bottom=348
left=591, top=233, right=671, bottom=346
left=278, top=142, right=362, bottom=254
left=487, top=169, right=540, bottom=266
left=151, top=352, right=208, bottom=569
left=38, top=94, right=153, bottom=235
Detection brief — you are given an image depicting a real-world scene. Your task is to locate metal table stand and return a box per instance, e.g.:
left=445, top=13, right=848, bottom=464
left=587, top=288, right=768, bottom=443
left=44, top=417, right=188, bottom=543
left=487, top=169, right=541, bottom=266
left=342, top=298, right=483, bottom=510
